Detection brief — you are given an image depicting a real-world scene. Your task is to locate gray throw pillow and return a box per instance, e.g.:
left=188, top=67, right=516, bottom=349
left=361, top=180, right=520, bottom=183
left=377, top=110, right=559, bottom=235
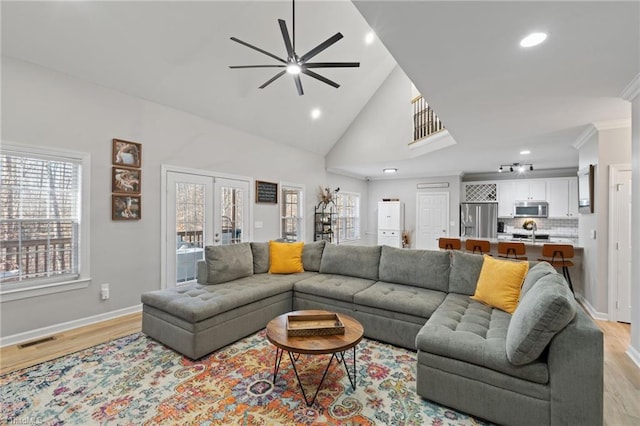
left=447, top=250, right=484, bottom=295
left=319, top=244, right=381, bottom=280
left=204, top=243, right=254, bottom=284
left=302, top=240, right=325, bottom=271
left=250, top=242, right=270, bottom=274
left=520, top=261, right=556, bottom=300
left=506, top=273, right=577, bottom=365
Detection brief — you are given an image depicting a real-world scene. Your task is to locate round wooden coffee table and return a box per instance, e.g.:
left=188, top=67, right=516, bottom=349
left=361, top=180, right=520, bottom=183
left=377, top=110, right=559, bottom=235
left=266, top=310, right=364, bottom=407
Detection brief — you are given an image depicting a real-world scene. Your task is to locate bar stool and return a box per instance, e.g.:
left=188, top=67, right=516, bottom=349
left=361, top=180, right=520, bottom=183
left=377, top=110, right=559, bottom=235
left=538, top=244, right=575, bottom=294
left=497, top=242, right=527, bottom=260
left=438, top=238, right=461, bottom=250
left=465, top=239, right=491, bottom=255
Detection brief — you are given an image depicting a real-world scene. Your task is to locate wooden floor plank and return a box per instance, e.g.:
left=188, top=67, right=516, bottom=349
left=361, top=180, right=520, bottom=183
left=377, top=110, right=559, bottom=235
left=0, top=313, right=638, bottom=424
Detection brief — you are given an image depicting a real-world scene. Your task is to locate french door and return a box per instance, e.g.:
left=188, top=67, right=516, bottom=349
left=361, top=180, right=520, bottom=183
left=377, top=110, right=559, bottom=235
left=164, top=170, right=250, bottom=288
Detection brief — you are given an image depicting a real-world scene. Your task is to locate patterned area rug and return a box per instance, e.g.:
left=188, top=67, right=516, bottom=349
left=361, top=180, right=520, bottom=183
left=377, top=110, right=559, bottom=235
left=1, top=330, right=491, bottom=425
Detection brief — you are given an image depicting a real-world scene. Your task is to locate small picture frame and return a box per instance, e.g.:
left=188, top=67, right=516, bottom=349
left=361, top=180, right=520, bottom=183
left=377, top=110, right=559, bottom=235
left=112, top=195, right=141, bottom=220
left=112, top=139, right=142, bottom=168
left=112, top=167, right=141, bottom=194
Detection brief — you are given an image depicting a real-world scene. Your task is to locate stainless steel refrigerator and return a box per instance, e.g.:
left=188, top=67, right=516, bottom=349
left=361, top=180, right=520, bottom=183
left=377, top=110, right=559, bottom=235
left=460, top=202, right=498, bottom=239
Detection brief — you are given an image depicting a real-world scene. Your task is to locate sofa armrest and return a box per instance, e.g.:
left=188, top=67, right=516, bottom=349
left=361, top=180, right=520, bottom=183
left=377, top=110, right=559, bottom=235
left=197, top=260, right=208, bottom=284
left=547, top=309, right=603, bottom=426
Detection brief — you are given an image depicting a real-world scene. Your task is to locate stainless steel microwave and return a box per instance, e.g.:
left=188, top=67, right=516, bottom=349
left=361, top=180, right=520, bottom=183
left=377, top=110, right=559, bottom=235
left=513, top=201, right=548, bottom=218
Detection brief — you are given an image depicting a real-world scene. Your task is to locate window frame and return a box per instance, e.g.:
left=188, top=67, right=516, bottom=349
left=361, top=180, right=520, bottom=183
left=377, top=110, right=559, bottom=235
left=0, top=141, right=91, bottom=302
left=280, top=182, right=305, bottom=242
left=335, top=191, right=360, bottom=242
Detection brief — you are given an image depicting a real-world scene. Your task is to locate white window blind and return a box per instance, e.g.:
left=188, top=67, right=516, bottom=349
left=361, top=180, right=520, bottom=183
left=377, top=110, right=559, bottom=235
left=1, top=150, right=81, bottom=284
left=335, top=192, right=360, bottom=241
left=281, top=185, right=303, bottom=242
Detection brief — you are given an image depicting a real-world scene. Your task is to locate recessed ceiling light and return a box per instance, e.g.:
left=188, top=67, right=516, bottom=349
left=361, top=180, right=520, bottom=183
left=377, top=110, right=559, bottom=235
left=310, top=108, right=321, bottom=120
left=365, top=31, right=375, bottom=45
left=520, top=32, right=547, bottom=48
left=520, top=150, right=531, bottom=155
left=383, top=168, right=397, bottom=173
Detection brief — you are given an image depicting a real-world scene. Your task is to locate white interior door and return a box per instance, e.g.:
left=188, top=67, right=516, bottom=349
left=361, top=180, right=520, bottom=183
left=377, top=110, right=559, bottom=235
left=166, top=172, right=213, bottom=288
left=609, top=165, right=632, bottom=323
left=416, top=192, right=450, bottom=250
left=214, top=178, right=250, bottom=245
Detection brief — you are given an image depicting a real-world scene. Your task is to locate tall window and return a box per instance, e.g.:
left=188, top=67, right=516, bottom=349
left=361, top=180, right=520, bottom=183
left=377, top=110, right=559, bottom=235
left=281, top=184, right=304, bottom=241
left=335, top=192, right=360, bottom=242
left=1, top=144, right=84, bottom=286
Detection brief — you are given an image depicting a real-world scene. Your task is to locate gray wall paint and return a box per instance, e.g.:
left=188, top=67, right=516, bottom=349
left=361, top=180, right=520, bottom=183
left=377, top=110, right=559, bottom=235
left=631, top=93, right=640, bottom=358
left=0, top=57, right=365, bottom=337
left=367, top=176, right=461, bottom=248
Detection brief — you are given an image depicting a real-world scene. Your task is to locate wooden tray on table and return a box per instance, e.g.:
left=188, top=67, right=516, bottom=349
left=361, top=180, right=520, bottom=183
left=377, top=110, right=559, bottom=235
left=286, top=313, right=345, bottom=337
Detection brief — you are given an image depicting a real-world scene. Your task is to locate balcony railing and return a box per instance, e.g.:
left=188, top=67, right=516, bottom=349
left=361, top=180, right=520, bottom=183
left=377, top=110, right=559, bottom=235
left=1, top=238, right=73, bottom=282
left=411, top=95, right=445, bottom=143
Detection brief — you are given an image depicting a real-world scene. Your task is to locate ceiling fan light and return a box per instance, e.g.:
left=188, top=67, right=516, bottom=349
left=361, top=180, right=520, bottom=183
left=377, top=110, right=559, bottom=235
left=286, top=63, right=301, bottom=74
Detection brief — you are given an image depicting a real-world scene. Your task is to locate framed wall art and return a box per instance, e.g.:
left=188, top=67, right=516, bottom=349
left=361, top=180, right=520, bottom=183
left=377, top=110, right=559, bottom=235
left=112, top=167, right=141, bottom=194
left=112, top=138, right=142, bottom=168
left=256, top=180, right=278, bottom=204
left=112, top=195, right=141, bottom=220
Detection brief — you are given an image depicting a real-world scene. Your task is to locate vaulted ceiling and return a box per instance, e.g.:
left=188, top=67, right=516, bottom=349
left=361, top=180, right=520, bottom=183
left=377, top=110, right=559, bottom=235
left=2, top=1, right=638, bottom=179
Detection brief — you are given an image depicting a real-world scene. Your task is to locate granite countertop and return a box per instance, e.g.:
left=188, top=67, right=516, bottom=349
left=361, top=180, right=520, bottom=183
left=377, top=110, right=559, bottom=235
left=462, top=235, right=582, bottom=249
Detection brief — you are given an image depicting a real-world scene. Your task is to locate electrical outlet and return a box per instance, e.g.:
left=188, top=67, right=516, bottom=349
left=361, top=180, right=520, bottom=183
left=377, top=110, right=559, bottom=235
left=101, top=283, right=110, bottom=300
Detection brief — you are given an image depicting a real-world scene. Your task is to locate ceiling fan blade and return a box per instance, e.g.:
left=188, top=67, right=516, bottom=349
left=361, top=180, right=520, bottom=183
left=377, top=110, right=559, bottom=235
left=259, top=70, right=286, bottom=89
left=304, top=62, right=360, bottom=68
left=229, top=65, right=286, bottom=69
left=230, top=37, right=287, bottom=64
left=294, top=75, right=304, bottom=96
left=299, top=33, right=343, bottom=63
left=302, top=69, right=340, bottom=88
left=278, top=19, right=295, bottom=59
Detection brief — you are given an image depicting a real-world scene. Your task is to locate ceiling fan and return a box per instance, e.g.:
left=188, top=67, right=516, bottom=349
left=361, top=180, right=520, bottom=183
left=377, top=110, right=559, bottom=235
left=229, top=0, right=360, bottom=96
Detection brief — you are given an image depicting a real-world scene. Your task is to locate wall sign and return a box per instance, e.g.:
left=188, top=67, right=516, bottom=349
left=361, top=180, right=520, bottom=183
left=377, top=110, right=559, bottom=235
left=255, top=180, right=278, bottom=204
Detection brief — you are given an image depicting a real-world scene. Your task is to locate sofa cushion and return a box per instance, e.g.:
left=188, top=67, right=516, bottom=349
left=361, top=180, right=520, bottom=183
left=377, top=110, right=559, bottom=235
left=417, top=293, right=549, bottom=384
left=378, top=246, right=450, bottom=292
left=250, top=242, right=270, bottom=274
left=319, top=244, right=381, bottom=280
left=472, top=255, right=529, bottom=314
left=520, top=261, right=556, bottom=300
left=302, top=240, right=325, bottom=272
left=294, top=273, right=376, bottom=303
left=354, top=281, right=446, bottom=319
left=448, top=250, right=484, bottom=295
left=506, top=273, right=577, bottom=366
left=269, top=241, right=304, bottom=274
left=204, top=243, right=254, bottom=284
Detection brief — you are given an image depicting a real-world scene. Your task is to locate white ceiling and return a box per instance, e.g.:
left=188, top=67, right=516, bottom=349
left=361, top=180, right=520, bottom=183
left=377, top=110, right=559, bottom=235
left=2, top=1, right=639, bottom=179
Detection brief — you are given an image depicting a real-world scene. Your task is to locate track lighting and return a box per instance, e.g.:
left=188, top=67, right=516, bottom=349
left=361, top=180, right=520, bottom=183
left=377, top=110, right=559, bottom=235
left=498, top=163, right=534, bottom=174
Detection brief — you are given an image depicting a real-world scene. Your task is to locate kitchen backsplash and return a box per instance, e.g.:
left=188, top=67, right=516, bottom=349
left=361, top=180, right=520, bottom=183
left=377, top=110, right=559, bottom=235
left=500, top=217, right=578, bottom=238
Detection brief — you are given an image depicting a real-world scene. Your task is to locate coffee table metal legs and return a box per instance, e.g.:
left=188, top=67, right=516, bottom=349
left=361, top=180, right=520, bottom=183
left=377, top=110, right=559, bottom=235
left=272, top=346, right=357, bottom=407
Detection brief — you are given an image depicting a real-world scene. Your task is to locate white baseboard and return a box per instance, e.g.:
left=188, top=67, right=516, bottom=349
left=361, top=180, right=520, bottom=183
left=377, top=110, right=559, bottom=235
left=576, top=294, right=609, bottom=321
left=627, top=345, right=640, bottom=369
left=0, top=305, right=142, bottom=348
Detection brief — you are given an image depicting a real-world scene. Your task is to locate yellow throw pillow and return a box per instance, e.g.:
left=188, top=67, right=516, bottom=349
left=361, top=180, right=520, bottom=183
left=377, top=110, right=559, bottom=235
left=471, top=255, right=529, bottom=314
left=269, top=241, right=304, bottom=274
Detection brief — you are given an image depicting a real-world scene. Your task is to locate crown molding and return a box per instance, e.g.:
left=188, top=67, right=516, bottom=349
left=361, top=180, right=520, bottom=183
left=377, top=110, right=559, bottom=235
left=621, top=72, right=640, bottom=101
left=572, top=124, right=597, bottom=150
left=593, top=118, right=632, bottom=131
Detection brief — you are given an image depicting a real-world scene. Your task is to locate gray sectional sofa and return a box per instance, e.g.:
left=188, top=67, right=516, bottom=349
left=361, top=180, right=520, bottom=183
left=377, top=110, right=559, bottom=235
left=141, top=241, right=603, bottom=426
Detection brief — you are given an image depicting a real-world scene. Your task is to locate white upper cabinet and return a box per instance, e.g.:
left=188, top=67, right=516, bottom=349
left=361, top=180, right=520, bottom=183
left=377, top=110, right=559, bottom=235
left=514, top=180, right=546, bottom=201
left=547, top=178, right=579, bottom=218
left=497, top=182, right=516, bottom=217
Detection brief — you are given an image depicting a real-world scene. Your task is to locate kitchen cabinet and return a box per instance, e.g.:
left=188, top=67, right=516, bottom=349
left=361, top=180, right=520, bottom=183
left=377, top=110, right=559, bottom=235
left=547, top=178, right=579, bottom=218
left=514, top=180, right=546, bottom=201
left=497, top=181, right=516, bottom=217
left=378, top=201, right=404, bottom=248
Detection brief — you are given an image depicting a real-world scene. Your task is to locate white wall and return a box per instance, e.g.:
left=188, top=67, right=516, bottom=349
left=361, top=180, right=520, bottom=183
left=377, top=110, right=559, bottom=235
left=630, top=92, right=640, bottom=362
left=578, top=126, right=632, bottom=315
left=0, top=57, right=366, bottom=338
left=367, top=176, right=462, bottom=247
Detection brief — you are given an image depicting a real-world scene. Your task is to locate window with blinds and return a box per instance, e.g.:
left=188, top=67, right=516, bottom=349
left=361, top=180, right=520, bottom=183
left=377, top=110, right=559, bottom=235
left=1, top=150, right=81, bottom=284
left=281, top=185, right=303, bottom=242
left=335, top=192, right=360, bottom=241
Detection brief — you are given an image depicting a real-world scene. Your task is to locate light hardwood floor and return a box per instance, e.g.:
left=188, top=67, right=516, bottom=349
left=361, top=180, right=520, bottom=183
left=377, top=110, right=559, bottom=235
left=0, top=313, right=638, bottom=424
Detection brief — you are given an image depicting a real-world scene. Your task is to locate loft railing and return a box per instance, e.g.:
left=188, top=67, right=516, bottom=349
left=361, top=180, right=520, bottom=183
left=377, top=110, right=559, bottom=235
left=411, top=95, right=445, bottom=143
